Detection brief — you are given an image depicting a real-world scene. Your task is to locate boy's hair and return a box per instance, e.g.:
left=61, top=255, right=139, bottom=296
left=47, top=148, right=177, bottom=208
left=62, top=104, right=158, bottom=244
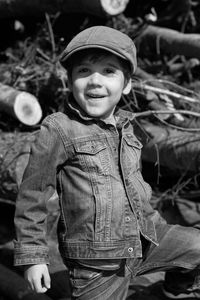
left=59, top=26, right=137, bottom=75
left=64, top=48, right=132, bottom=85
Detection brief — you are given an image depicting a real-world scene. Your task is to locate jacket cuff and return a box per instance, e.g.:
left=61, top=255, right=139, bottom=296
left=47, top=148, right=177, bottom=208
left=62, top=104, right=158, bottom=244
left=14, top=244, right=49, bottom=266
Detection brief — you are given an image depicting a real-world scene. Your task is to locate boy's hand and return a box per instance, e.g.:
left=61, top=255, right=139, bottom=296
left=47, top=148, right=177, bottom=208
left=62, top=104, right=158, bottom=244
left=24, top=264, right=51, bottom=293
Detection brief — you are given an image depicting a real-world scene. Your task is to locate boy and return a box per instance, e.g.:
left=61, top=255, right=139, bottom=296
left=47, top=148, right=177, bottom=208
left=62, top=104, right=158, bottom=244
left=14, top=26, right=200, bottom=299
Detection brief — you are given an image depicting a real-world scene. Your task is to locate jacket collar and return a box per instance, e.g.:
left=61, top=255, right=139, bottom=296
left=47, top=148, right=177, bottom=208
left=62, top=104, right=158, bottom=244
left=66, top=93, right=135, bottom=126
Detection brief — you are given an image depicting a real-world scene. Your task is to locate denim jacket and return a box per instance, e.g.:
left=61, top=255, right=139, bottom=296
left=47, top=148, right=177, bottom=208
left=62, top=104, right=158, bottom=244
left=14, top=97, right=163, bottom=266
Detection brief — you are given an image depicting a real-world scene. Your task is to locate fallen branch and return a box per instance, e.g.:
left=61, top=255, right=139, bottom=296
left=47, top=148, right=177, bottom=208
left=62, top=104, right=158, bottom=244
left=131, top=76, right=200, bottom=123
left=135, top=109, right=200, bottom=122
left=138, top=25, right=200, bottom=60
left=133, top=82, right=199, bottom=103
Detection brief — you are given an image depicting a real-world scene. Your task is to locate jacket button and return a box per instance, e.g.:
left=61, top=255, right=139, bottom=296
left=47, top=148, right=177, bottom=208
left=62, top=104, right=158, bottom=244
left=128, top=247, right=133, bottom=253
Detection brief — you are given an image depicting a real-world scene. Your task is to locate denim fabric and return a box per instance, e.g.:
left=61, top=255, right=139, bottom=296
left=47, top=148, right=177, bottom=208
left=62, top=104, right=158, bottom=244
left=14, top=97, right=164, bottom=265
left=66, top=223, right=200, bottom=299
left=66, top=260, right=130, bottom=300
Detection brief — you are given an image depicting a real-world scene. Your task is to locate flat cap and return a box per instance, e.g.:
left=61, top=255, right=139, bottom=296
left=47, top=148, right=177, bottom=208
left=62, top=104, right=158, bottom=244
left=59, top=26, right=137, bottom=74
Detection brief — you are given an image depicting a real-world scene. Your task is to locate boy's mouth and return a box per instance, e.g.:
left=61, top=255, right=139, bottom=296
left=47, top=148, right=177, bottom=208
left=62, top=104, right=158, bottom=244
left=86, top=92, right=106, bottom=99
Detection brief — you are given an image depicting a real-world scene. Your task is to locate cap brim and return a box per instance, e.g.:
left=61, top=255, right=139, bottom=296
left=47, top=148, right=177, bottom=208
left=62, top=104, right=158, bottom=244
left=60, top=45, right=131, bottom=67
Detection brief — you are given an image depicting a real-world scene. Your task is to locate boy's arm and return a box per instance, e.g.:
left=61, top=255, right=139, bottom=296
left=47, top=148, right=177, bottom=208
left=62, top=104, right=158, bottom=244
left=14, top=117, right=66, bottom=268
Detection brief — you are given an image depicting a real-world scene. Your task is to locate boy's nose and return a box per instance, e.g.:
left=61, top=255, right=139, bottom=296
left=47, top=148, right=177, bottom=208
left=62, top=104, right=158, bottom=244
left=88, top=72, right=102, bottom=86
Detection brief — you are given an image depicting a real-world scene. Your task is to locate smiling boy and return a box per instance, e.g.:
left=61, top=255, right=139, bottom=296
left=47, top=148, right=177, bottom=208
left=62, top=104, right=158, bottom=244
left=14, top=26, right=200, bottom=300
left=68, top=50, right=131, bottom=121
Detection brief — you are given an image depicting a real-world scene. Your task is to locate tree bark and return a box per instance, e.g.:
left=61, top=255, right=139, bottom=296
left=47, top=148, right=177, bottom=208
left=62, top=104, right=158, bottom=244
left=137, top=25, right=200, bottom=60
left=0, top=0, right=129, bottom=18
left=0, top=83, right=42, bottom=126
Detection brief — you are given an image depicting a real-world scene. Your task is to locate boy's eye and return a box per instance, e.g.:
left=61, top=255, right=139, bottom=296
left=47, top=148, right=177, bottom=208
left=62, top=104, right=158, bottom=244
left=104, top=68, right=115, bottom=74
left=78, top=67, right=89, bottom=73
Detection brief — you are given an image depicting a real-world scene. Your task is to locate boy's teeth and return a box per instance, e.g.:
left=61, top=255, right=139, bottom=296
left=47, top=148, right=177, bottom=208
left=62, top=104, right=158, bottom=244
left=88, top=94, right=103, bottom=98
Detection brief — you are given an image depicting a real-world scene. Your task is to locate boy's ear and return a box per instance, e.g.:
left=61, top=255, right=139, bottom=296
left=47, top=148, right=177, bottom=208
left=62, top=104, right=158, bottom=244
left=122, top=78, right=132, bottom=95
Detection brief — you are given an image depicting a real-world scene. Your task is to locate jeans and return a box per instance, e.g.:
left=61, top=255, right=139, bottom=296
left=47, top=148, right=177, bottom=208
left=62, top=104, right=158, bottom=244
left=66, top=223, right=200, bottom=299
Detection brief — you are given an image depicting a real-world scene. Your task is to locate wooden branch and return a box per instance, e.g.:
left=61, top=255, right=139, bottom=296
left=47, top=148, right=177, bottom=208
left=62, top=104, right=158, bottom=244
left=0, top=0, right=129, bottom=18
left=136, top=109, right=200, bottom=119
left=138, top=25, right=200, bottom=60
left=133, top=68, right=180, bottom=120
left=0, top=83, right=42, bottom=126
left=133, top=82, right=199, bottom=103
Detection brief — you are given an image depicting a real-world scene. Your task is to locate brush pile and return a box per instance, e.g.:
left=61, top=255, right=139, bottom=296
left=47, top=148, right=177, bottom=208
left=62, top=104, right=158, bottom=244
left=1, top=0, right=200, bottom=298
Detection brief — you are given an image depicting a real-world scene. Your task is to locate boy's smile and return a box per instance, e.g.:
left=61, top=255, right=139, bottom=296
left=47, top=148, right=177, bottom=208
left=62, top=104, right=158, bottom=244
left=69, top=54, right=131, bottom=121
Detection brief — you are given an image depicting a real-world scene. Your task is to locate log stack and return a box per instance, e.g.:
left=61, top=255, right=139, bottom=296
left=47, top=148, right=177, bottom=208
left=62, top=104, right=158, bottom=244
left=0, top=0, right=130, bottom=18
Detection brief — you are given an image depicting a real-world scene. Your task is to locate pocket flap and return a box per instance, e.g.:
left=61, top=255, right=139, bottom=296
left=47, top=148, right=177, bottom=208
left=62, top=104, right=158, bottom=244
left=124, top=134, right=143, bottom=149
left=75, top=140, right=106, bottom=155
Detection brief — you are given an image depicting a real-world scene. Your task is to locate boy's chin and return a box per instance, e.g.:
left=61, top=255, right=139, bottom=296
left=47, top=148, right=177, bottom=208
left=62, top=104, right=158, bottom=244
left=85, top=109, right=107, bottom=119
left=83, top=105, right=114, bottom=120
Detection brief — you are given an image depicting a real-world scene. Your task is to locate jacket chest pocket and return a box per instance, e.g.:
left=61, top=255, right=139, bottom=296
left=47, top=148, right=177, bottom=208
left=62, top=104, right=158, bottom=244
left=74, top=140, right=110, bottom=175
left=122, top=134, right=143, bottom=174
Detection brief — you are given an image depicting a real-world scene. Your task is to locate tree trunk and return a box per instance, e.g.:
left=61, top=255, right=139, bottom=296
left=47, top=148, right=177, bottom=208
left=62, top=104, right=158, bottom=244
left=0, top=83, right=42, bottom=126
left=0, top=0, right=129, bottom=18
left=137, top=25, right=200, bottom=60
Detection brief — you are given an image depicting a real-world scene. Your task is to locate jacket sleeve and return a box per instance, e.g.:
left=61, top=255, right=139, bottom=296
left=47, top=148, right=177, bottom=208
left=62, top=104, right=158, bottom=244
left=14, top=116, right=67, bottom=266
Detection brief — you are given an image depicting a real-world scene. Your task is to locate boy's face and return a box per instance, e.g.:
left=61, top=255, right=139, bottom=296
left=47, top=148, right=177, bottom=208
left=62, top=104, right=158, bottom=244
left=68, top=53, right=131, bottom=120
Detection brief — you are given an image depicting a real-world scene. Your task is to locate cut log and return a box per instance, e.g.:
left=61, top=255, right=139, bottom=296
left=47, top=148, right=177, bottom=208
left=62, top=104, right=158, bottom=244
left=0, top=0, right=129, bottom=18
left=0, top=83, right=42, bottom=126
left=100, top=0, right=129, bottom=16
left=137, top=25, right=200, bottom=60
